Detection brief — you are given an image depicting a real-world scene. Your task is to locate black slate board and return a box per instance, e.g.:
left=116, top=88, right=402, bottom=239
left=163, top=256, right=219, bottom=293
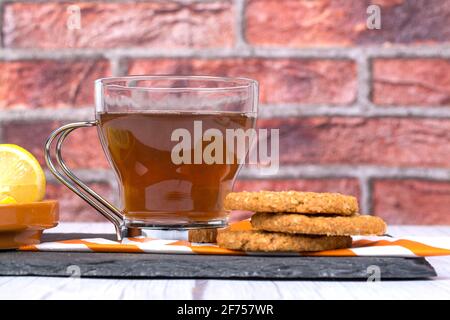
left=0, top=233, right=437, bottom=280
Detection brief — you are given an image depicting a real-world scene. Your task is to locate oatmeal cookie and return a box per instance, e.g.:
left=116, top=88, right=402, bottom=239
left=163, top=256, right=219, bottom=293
left=224, top=191, right=358, bottom=215
left=216, top=228, right=352, bottom=252
left=188, top=228, right=218, bottom=243
left=251, top=212, right=386, bottom=236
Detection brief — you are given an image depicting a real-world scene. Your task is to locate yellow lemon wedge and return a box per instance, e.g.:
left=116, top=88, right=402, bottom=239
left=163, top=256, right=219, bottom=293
left=0, top=144, right=46, bottom=203
left=0, top=195, right=17, bottom=204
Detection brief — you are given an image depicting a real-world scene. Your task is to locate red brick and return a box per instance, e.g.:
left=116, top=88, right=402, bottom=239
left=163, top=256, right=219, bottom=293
left=0, top=59, right=110, bottom=109
left=46, top=182, right=112, bottom=222
left=128, top=58, right=357, bottom=105
left=6, top=117, right=450, bottom=169
left=9, top=117, right=447, bottom=169
left=372, top=59, right=450, bottom=106
left=2, top=121, right=109, bottom=169
left=373, top=179, right=450, bottom=224
left=3, top=1, right=234, bottom=49
left=245, top=0, right=450, bottom=47
left=257, top=117, right=450, bottom=167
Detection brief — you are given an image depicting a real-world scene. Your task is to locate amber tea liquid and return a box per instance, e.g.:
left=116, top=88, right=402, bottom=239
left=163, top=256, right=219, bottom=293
left=98, top=112, right=256, bottom=225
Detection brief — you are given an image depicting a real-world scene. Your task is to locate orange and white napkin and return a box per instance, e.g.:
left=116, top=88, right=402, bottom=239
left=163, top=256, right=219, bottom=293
left=19, top=221, right=450, bottom=257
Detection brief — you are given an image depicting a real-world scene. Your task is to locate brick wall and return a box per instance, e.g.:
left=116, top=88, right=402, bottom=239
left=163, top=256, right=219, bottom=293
left=1, top=0, right=450, bottom=224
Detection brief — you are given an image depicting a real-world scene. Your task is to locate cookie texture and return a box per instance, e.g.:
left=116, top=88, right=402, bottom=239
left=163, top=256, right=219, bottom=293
left=216, top=229, right=352, bottom=252
left=224, top=191, right=358, bottom=215
left=251, top=212, right=387, bottom=236
left=188, top=228, right=218, bottom=243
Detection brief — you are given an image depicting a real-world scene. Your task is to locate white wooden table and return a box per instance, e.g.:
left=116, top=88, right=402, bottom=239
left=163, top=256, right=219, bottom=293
left=1, top=223, right=450, bottom=300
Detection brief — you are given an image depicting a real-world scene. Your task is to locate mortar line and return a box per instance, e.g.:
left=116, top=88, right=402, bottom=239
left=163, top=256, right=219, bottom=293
left=106, top=174, right=120, bottom=207
left=257, top=104, right=450, bottom=118
left=358, top=175, right=372, bottom=215
left=0, top=1, right=4, bottom=48
left=0, top=108, right=95, bottom=122
left=109, top=56, right=122, bottom=77
left=116, top=56, right=129, bottom=76
left=44, top=168, right=114, bottom=184
left=45, top=168, right=120, bottom=206
left=4, top=104, right=450, bottom=122
left=234, top=0, right=249, bottom=50
left=239, top=165, right=450, bottom=181
left=4, top=45, right=450, bottom=60
left=0, top=0, right=223, bottom=3
left=0, top=47, right=360, bottom=60
left=355, top=54, right=372, bottom=111
left=44, top=165, right=450, bottom=184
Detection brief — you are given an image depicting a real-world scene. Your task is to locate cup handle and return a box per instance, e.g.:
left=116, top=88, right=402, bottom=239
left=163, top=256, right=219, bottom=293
left=45, top=121, right=125, bottom=240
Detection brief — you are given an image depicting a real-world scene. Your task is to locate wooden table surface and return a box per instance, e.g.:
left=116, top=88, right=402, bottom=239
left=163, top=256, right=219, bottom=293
left=1, top=223, right=450, bottom=300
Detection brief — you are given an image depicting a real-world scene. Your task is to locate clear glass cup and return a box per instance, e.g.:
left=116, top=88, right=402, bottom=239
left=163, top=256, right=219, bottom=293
left=45, top=76, right=258, bottom=240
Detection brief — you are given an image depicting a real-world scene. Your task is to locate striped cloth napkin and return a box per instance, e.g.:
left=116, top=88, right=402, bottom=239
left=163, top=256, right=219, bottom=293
left=19, top=221, right=450, bottom=257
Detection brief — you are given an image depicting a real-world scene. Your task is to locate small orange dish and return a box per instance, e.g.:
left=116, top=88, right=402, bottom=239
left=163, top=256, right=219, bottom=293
left=0, top=200, right=59, bottom=250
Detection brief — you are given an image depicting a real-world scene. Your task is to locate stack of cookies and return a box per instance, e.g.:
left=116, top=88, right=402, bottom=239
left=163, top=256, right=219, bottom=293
left=217, top=191, right=387, bottom=252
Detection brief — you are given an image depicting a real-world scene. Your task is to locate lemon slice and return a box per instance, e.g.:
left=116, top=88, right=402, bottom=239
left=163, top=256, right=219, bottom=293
left=0, top=195, right=17, bottom=204
left=0, top=144, right=46, bottom=203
